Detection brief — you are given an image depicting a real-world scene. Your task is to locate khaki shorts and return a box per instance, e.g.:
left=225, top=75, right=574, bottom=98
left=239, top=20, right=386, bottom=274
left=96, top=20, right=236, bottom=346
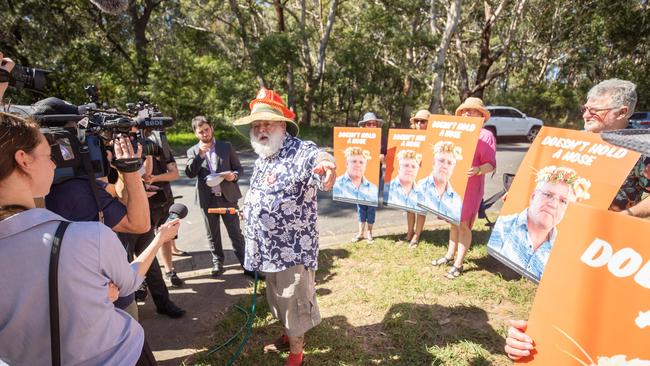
left=264, top=265, right=321, bottom=337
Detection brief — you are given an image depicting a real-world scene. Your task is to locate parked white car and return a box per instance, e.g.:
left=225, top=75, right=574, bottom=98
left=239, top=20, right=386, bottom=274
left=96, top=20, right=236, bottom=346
left=484, top=106, right=543, bottom=142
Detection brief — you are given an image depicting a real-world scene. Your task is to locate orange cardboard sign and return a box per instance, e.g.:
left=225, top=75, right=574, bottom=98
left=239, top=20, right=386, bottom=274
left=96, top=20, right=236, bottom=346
left=383, top=128, right=428, bottom=213
left=417, top=114, right=484, bottom=224
left=487, top=126, right=640, bottom=282
left=332, top=127, right=382, bottom=206
left=521, top=203, right=650, bottom=365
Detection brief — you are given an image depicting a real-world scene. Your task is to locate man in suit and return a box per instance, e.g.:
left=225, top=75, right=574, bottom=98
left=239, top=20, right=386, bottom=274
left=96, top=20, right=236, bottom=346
left=185, top=116, right=249, bottom=277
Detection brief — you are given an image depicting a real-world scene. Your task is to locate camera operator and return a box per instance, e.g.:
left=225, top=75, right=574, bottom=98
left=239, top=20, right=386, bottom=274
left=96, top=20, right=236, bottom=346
left=37, top=100, right=185, bottom=318
left=31, top=97, right=150, bottom=319
left=141, top=128, right=185, bottom=287
left=0, top=54, right=179, bottom=365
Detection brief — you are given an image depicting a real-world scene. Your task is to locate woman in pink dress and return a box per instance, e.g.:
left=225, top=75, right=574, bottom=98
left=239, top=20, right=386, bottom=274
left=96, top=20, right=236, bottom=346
left=432, top=97, right=497, bottom=278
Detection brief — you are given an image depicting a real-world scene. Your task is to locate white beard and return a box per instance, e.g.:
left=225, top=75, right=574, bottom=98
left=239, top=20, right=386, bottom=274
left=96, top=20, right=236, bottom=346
left=250, top=129, right=285, bottom=158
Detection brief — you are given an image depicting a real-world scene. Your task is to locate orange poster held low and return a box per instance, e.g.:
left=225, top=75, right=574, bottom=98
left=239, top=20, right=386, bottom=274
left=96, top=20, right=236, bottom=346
left=383, top=128, right=428, bottom=214
left=417, top=114, right=484, bottom=224
left=521, top=203, right=650, bottom=365
left=332, top=127, right=382, bottom=206
left=487, top=126, right=640, bottom=283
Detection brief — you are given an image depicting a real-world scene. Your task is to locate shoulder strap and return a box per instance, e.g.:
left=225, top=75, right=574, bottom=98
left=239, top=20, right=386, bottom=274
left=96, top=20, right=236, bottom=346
left=79, top=147, right=105, bottom=223
left=49, top=221, right=71, bottom=366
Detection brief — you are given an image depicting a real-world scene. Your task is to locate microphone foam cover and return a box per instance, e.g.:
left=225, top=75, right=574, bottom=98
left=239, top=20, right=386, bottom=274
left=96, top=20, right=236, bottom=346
left=168, top=203, right=188, bottom=219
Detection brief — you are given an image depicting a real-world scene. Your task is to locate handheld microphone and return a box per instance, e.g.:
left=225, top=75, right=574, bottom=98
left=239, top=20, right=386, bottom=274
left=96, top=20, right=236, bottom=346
left=207, top=207, right=238, bottom=215
left=167, top=203, right=188, bottom=222
left=90, top=0, right=130, bottom=15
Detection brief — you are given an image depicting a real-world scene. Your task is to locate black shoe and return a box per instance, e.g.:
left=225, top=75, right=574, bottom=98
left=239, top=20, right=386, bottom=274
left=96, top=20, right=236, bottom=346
left=165, top=271, right=184, bottom=287
left=134, top=281, right=148, bottom=302
left=211, top=263, right=225, bottom=277
left=156, top=301, right=186, bottom=318
left=243, top=270, right=265, bottom=280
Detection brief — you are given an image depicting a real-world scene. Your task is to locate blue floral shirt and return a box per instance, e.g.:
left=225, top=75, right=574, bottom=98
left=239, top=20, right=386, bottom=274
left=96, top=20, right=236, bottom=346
left=383, top=178, right=426, bottom=214
left=243, top=134, right=324, bottom=272
left=333, top=173, right=379, bottom=206
left=487, top=208, right=556, bottom=281
left=417, top=175, right=462, bottom=223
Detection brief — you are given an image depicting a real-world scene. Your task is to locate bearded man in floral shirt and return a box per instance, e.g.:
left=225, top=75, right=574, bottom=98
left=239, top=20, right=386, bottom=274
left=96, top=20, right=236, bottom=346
left=234, top=88, right=336, bottom=366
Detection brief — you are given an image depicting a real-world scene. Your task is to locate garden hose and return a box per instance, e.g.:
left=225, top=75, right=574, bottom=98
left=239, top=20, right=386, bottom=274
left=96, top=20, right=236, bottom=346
left=205, top=272, right=259, bottom=365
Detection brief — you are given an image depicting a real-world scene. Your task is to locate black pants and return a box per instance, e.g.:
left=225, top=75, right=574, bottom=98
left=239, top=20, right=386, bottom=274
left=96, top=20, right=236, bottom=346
left=200, top=194, right=246, bottom=267
left=136, top=339, right=158, bottom=366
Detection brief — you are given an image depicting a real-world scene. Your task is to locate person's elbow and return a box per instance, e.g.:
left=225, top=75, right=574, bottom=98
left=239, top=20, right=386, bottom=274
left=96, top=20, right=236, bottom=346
left=185, top=166, right=197, bottom=178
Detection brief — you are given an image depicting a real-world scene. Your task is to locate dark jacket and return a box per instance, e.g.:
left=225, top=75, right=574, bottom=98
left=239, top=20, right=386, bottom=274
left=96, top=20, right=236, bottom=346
left=185, top=140, right=243, bottom=206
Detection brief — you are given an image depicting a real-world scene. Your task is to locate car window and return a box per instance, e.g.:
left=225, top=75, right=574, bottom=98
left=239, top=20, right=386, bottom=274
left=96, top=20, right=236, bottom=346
left=506, top=109, right=523, bottom=118
left=489, top=109, right=507, bottom=117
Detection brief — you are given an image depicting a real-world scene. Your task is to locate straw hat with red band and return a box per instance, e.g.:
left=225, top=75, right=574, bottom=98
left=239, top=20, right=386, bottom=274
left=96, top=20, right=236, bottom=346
left=233, top=88, right=299, bottom=137
left=455, top=97, right=490, bottom=121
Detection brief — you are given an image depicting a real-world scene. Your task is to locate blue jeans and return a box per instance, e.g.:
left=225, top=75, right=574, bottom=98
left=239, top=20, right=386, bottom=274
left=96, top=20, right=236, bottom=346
left=357, top=204, right=376, bottom=224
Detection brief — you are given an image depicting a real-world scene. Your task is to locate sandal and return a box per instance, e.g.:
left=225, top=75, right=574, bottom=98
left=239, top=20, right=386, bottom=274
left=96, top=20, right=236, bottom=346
left=172, top=251, right=190, bottom=257
left=445, top=265, right=463, bottom=279
left=366, top=235, right=374, bottom=244
left=407, top=237, right=419, bottom=249
left=432, top=256, right=454, bottom=266
left=352, top=235, right=364, bottom=242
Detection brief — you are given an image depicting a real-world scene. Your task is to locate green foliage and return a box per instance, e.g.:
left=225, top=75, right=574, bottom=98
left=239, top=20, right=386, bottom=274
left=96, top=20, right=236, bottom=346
left=1, top=0, right=648, bottom=127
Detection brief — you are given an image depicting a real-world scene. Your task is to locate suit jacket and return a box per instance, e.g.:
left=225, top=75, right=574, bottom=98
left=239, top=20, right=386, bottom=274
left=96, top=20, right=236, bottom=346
left=185, top=139, right=244, bottom=207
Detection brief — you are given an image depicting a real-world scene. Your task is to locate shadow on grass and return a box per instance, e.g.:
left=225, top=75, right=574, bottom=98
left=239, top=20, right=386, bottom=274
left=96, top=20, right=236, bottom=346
left=468, top=255, right=523, bottom=282
left=380, top=225, right=494, bottom=249
left=197, top=298, right=506, bottom=365
left=316, top=248, right=351, bottom=286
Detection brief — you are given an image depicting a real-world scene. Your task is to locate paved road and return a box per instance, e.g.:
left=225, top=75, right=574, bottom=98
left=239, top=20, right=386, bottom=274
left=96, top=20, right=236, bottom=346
left=170, top=141, right=530, bottom=255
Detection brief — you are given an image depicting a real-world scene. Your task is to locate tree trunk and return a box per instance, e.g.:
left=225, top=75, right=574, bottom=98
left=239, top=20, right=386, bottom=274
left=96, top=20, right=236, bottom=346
left=298, top=0, right=339, bottom=127
left=401, top=74, right=414, bottom=128
left=274, top=0, right=295, bottom=108
left=129, top=0, right=161, bottom=86
left=429, top=0, right=462, bottom=112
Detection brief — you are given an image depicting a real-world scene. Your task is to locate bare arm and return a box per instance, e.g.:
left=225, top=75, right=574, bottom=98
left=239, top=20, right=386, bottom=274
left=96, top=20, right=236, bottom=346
left=110, top=136, right=150, bottom=234
left=112, top=171, right=150, bottom=233
left=131, top=219, right=180, bottom=277
left=624, top=196, right=650, bottom=218
left=145, top=161, right=180, bottom=184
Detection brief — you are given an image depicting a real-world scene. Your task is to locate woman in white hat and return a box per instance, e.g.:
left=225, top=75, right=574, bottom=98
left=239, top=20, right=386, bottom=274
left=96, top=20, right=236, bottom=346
left=432, top=98, right=497, bottom=278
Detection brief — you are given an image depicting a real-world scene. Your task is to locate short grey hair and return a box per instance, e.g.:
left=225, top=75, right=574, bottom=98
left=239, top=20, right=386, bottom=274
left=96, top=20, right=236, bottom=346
left=587, top=79, right=637, bottom=118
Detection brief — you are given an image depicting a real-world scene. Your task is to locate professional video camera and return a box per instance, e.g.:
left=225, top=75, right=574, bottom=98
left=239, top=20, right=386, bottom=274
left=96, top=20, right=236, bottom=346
left=31, top=87, right=174, bottom=183
left=0, top=63, right=50, bottom=93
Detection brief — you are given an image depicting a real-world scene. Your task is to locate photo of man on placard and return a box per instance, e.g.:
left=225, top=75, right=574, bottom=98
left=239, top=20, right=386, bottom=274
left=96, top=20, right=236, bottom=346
left=384, top=149, right=423, bottom=212
left=488, top=166, right=591, bottom=281
left=418, top=140, right=463, bottom=222
left=333, top=146, right=379, bottom=205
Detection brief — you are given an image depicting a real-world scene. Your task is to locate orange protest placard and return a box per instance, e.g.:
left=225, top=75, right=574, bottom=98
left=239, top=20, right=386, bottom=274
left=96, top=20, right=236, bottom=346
left=332, top=127, right=382, bottom=206
left=417, top=114, right=484, bottom=224
left=521, top=203, right=650, bottom=365
left=487, top=126, right=640, bottom=282
left=383, top=128, right=428, bottom=213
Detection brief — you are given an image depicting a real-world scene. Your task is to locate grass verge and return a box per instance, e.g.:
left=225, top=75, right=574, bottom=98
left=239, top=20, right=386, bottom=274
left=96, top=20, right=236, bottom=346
left=192, top=222, right=535, bottom=365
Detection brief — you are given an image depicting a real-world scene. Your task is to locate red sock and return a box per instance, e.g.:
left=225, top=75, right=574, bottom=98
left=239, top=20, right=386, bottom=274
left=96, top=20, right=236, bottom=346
left=286, top=352, right=304, bottom=366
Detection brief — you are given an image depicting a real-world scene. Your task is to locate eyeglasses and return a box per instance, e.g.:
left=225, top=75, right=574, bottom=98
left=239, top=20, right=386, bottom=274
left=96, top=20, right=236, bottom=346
left=538, top=190, right=569, bottom=206
left=580, top=105, right=617, bottom=115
